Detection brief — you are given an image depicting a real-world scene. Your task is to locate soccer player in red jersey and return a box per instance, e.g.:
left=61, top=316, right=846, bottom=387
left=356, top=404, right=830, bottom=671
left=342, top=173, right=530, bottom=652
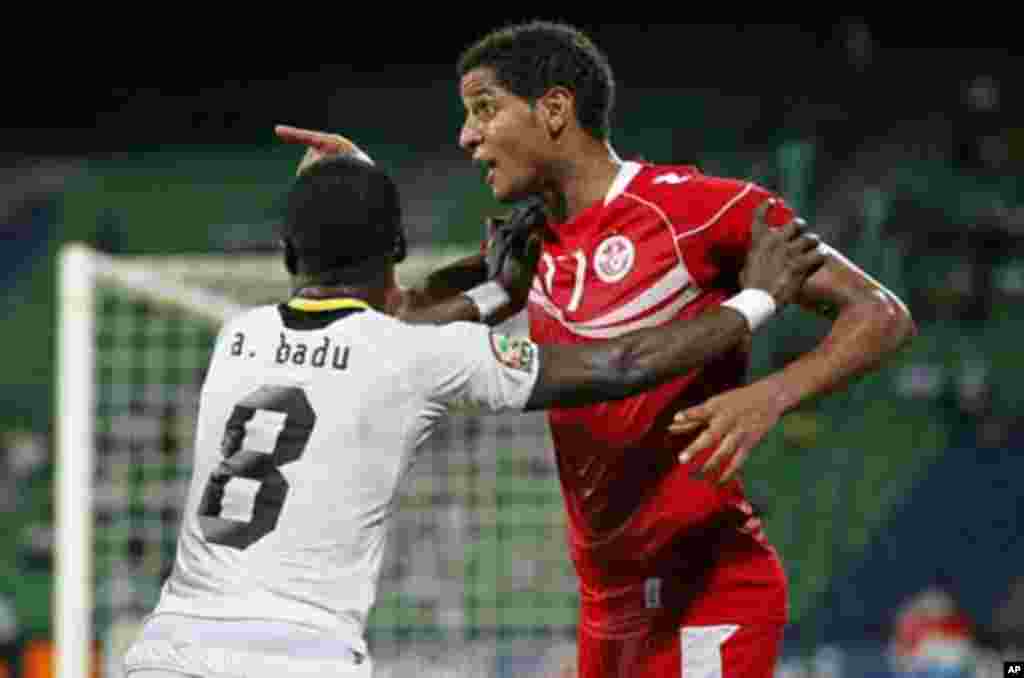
left=453, top=21, right=916, bottom=678
left=275, top=21, right=915, bottom=676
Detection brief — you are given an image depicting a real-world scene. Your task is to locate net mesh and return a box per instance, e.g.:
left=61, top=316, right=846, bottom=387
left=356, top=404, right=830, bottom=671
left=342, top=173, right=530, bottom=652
left=88, top=252, right=577, bottom=677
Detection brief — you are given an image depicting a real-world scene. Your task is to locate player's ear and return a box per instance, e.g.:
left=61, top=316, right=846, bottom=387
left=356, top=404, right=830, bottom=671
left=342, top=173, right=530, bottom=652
left=538, top=87, right=573, bottom=138
left=283, top=238, right=298, bottom=275
left=393, top=229, right=407, bottom=264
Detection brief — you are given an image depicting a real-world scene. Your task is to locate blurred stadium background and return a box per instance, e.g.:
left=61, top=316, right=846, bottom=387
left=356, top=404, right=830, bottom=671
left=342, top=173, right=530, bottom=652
left=1, top=20, right=1022, bottom=678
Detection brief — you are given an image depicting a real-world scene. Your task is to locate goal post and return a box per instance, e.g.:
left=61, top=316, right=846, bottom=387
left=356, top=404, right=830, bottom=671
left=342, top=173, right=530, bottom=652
left=57, top=244, right=247, bottom=678
left=56, top=244, right=95, bottom=678
left=55, top=243, right=576, bottom=678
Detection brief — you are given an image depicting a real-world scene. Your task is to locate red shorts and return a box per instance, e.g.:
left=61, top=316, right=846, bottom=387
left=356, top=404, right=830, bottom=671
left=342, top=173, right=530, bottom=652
left=575, top=622, right=784, bottom=678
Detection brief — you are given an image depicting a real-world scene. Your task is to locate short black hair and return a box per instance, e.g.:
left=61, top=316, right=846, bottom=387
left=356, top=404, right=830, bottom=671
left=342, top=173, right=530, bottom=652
left=457, top=20, right=615, bottom=140
left=280, top=154, right=405, bottom=282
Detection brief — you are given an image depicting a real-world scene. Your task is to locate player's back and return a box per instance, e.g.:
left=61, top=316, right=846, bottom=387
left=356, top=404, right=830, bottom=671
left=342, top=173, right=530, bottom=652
left=130, top=298, right=538, bottom=673
left=153, top=301, right=473, bottom=650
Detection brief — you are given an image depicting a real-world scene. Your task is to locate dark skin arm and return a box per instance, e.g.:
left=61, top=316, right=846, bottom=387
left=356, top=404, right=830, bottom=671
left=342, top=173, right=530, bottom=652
left=775, top=248, right=917, bottom=405
left=525, top=306, right=750, bottom=410
left=393, top=253, right=488, bottom=325
left=392, top=238, right=541, bottom=325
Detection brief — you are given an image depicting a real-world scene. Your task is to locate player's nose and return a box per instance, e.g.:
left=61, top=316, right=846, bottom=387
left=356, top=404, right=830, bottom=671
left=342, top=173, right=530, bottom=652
left=459, top=120, right=482, bottom=153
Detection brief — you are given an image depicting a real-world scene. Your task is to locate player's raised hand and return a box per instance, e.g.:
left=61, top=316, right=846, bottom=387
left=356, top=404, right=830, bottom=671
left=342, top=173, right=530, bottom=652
left=274, top=124, right=375, bottom=175
left=740, top=199, right=825, bottom=307
left=669, top=379, right=790, bottom=485
left=478, top=199, right=545, bottom=324
left=485, top=199, right=546, bottom=297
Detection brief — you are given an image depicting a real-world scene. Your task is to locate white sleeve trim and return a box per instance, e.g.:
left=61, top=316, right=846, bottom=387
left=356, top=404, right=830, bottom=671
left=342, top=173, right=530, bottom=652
left=674, top=182, right=754, bottom=241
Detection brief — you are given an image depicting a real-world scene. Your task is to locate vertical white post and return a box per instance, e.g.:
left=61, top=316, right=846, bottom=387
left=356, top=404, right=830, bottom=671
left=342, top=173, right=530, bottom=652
left=56, top=243, right=95, bottom=678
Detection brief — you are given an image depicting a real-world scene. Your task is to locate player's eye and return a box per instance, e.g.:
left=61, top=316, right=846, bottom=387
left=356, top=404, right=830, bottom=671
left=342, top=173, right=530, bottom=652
left=474, top=101, right=496, bottom=119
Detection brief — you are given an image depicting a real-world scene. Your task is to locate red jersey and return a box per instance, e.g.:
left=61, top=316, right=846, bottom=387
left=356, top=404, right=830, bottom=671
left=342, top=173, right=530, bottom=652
left=528, top=162, right=790, bottom=637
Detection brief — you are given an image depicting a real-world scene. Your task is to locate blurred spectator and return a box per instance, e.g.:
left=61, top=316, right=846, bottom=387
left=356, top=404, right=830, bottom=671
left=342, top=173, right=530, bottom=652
left=3, top=430, right=47, bottom=479
left=889, top=585, right=976, bottom=678
left=0, top=593, right=16, bottom=678
left=957, top=75, right=1008, bottom=174
left=18, top=523, right=54, bottom=572
left=0, top=430, right=47, bottom=513
left=992, top=575, right=1024, bottom=645
left=536, top=641, right=577, bottom=678
left=92, top=207, right=127, bottom=254
left=776, top=656, right=811, bottom=678
left=810, top=645, right=845, bottom=678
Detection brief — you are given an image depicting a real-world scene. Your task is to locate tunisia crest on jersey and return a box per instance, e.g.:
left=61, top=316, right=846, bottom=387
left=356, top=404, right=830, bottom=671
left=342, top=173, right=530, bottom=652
left=594, top=235, right=635, bottom=283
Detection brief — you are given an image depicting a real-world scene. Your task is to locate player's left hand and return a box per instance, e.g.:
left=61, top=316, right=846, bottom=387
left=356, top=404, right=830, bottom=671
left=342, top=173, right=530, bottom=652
left=485, top=198, right=546, bottom=307
left=274, top=124, right=375, bottom=175
left=669, top=380, right=789, bottom=484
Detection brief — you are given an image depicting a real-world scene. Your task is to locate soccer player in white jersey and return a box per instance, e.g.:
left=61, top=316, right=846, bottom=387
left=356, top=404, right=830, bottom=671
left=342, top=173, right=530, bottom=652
left=122, top=153, right=824, bottom=678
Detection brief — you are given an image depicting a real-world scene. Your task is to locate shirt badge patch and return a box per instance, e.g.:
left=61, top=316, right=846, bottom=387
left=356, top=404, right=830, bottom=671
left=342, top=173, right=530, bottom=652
left=490, top=333, right=537, bottom=373
left=653, top=172, right=691, bottom=185
left=594, top=234, right=635, bottom=283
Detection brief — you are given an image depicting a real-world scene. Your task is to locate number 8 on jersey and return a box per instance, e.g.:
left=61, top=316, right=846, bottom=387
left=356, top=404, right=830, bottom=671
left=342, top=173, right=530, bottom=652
left=197, top=385, right=316, bottom=549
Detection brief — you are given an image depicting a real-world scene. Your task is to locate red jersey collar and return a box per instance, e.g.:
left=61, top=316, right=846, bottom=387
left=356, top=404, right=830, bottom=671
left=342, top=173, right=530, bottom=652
left=547, top=161, right=645, bottom=243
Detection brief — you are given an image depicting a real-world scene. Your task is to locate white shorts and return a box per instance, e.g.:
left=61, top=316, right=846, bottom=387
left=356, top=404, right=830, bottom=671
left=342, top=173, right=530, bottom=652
left=123, top=614, right=371, bottom=678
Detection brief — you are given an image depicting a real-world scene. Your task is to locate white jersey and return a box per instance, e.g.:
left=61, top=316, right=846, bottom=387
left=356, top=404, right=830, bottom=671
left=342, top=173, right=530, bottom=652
left=150, top=299, right=540, bottom=654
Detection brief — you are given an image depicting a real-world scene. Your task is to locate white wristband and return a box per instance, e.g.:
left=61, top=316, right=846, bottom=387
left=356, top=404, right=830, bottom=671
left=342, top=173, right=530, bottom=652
left=722, top=289, right=777, bottom=332
left=463, top=281, right=511, bottom=321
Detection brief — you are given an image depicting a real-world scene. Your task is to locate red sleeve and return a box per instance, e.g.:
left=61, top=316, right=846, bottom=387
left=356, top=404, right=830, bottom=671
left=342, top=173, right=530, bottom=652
left=667, top=174, right=797, bottom=284
left=709, top=182, right=796, bottom=260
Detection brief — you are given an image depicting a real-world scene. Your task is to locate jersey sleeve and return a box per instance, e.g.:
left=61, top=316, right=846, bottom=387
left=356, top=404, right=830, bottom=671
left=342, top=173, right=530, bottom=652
left=409, top=321, right=541, bottom=413
left=704, top=180, right=797, bottom=262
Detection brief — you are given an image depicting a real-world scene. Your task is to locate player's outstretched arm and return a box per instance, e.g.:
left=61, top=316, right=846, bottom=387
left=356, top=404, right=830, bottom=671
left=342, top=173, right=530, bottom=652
left=525, top=205, right=825, bottom=411
left=395, top=223, right=542, bottom=325
left=393, top=254, right=488, bottom=324
left=670, top=233, right=917, bottom=484
left=396, top=202, right=545, bottom=325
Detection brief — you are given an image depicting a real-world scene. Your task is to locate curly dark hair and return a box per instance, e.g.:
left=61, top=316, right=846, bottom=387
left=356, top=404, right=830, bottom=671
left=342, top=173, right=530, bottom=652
left=457, top=21, right=616, bottom=140
left=281, top=154, right=405, bottom=280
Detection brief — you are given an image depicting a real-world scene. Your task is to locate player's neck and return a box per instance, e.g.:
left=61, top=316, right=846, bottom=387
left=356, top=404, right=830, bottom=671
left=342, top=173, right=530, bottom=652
left=289, top=264, right=399, bottom=313
left=547, top=139, right=622, bottom=223
left=290, top=284, right=391, bottom=313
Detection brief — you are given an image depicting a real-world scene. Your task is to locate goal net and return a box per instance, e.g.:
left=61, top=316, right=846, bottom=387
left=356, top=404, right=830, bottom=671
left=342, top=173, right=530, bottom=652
left=56, top=243, right=577, bottom=678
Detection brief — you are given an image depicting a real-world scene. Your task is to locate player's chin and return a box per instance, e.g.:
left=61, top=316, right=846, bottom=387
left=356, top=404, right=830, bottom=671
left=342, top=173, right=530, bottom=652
left=490, top=183, right=514, bottom=204
left=492, top=178, right=531, bottom=205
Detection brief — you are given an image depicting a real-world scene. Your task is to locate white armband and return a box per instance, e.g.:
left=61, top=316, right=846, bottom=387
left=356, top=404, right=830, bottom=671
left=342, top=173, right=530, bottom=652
left=463, top=281, right=511, bottom=321
left=722, top=289, right=777, bottom=332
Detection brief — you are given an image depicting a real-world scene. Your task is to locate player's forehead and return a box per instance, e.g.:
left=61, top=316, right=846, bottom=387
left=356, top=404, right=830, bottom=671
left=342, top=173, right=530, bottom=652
left=459, top=67, right=506, bottom=101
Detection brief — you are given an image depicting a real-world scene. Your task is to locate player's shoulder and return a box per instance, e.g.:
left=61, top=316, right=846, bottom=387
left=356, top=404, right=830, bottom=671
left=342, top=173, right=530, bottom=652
left=348, top=316, right=489, bottom=360
left=625, top=164, right=768, bottom=229
left=393, top=321, right=496, bottom=385
left=401, top=319, right=489, bottom=346
left=628, top=163, right=754, bottom=205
